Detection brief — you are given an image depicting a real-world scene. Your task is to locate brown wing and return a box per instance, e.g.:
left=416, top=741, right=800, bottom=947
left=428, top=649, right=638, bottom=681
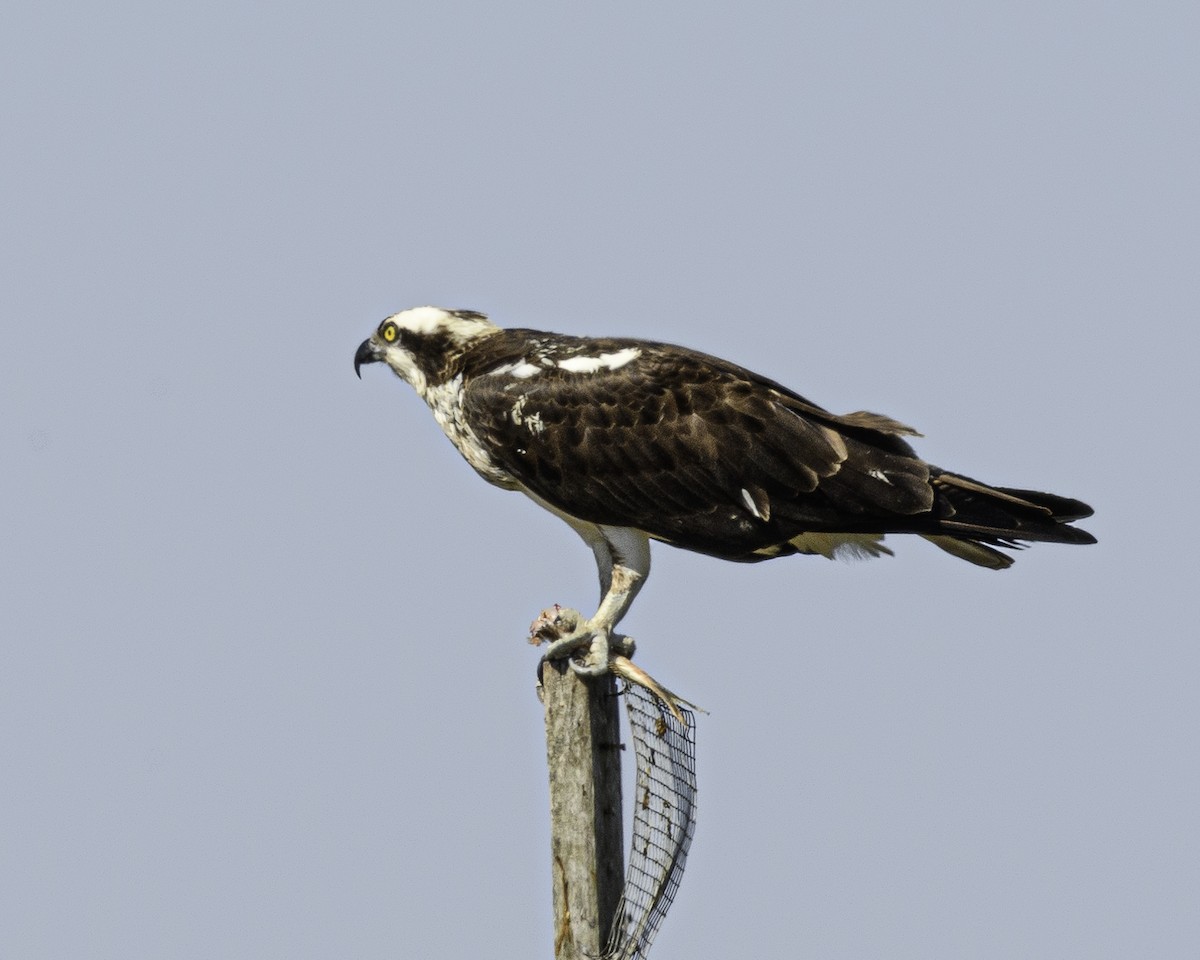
left=460, top=338, right=973, bottom=561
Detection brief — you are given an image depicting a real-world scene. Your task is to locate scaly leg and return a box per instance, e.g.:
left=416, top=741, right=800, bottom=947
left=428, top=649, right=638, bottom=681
left=529, top=524, right=650, bottom=675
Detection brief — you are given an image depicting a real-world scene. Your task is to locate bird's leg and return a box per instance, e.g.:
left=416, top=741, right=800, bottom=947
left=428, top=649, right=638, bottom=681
left=528, top=526, right=650, bottom=675
left=529, top=563, right=645, bottom=673
left=527, top=526, right=701, bottom=718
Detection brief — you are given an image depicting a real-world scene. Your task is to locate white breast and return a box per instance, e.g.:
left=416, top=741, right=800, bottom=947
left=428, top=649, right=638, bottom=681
left=422, top=375, right=517, bottom=489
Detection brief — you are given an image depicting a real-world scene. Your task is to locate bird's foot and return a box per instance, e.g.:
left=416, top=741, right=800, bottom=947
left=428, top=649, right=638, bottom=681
left=528, top=605, right=635, bottom=676
left=528, top=605, right=701, bottom=721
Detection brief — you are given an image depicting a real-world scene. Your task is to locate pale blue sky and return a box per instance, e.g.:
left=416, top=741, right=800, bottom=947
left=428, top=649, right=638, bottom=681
left=3, top=2, right=1196, bottom=957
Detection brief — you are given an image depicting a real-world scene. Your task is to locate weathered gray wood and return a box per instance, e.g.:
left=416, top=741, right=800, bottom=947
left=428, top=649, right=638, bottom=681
left=542, top=660, right=625, bottom=960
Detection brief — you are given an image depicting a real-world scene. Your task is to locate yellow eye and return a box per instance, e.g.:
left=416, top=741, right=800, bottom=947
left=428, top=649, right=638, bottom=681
left=381, top=322, right=398, bottom=343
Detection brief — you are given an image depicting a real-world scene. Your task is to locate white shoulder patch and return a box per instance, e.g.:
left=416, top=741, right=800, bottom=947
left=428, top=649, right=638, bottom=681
left=557, top=347, right=641, bottom=374
left=493, top=360, right=542, bottom=379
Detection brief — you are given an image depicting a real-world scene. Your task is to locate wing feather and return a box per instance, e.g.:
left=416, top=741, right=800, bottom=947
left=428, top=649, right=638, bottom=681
left=456, top=332, right=1093, bottom=565
left=461, top=341, right=936, bottom=557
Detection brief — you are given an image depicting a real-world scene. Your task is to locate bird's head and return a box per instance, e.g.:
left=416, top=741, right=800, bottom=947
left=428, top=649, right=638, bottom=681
left=354, top=306, right=499, bottom=396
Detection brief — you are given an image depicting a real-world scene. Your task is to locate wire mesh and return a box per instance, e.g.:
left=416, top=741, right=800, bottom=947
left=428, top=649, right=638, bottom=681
left=600, top=683, right=698, bottom=960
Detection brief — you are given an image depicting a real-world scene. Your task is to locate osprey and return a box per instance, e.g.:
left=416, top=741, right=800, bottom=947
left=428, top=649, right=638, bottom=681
left=355, top=306, right=1095, bottom=676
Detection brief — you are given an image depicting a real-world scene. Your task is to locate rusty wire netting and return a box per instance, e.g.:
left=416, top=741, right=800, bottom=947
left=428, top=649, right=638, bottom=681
left=601, top=683, right=698, bottom=960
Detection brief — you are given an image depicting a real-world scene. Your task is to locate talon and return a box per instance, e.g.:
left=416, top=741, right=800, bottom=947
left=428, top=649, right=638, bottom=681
left=611, top=633, right=636, bottom=658
left=541, top=619, right=601, bottom=664
left=566, top=630, right=612, bottom=676
left=528, top=605, right=617, bottom=675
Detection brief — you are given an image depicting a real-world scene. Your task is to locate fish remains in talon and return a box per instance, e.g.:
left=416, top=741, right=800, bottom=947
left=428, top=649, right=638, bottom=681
left=529, top=605, right=578, bottom=647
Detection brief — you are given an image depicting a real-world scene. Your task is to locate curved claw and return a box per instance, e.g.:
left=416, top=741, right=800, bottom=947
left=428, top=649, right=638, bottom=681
left=529, top=605, right=612, bottom=674
left=527, top=605, right=699, bottom=720
left=551, top=621, right=610, bottom=673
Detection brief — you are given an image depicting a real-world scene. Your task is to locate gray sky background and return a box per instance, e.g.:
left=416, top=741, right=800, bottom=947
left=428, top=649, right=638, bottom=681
left=3, top=2, right=1196, bottom=958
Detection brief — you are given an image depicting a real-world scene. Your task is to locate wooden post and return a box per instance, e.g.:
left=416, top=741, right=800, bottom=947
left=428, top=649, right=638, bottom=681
left=542, top=659, right=625, bottom=960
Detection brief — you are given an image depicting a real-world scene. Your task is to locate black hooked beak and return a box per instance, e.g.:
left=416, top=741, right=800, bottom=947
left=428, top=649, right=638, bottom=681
left=354, top=338, right=381, bottom=379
